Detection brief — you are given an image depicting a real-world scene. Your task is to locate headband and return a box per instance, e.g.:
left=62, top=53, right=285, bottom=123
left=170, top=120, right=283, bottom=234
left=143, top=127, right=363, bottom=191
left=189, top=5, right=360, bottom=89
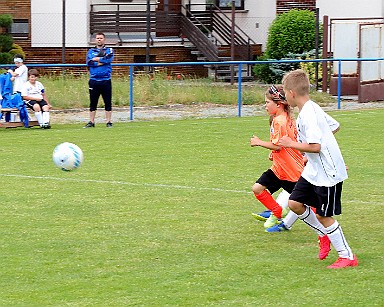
left=14, top=57, right=23, bottom=63
left=268, top=85, right=287, bottom=104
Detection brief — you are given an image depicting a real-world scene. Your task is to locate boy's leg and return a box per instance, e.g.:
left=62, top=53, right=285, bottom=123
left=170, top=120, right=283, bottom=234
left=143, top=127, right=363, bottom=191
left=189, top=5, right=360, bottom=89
left=315, top=183, right=357, bottom=267
left=42, top=103, right=50, bottom=128
left=291, top=202, right=327, bottom=236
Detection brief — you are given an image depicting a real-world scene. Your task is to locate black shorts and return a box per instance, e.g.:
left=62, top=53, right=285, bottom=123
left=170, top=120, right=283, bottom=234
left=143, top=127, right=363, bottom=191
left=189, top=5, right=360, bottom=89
left=25, top=99, right=48, bottom=109
left=289, top=176, right=343, bottom=217
left=89, top=79, right=112, bottom=111
left=256, top=169, right=297, bottom=195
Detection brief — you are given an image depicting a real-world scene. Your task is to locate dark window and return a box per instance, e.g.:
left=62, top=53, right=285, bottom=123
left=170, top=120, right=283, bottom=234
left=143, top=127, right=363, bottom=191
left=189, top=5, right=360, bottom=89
left=217, top=0, right=244, bottom=10
left=9, top=19, right=29, bottom=39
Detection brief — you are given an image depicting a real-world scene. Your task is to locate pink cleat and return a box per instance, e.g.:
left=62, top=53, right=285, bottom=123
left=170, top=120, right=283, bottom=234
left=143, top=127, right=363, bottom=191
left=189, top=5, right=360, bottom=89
left=318, top=235, right=331, bottom=260
left=327, top=254, right=358, bottom=269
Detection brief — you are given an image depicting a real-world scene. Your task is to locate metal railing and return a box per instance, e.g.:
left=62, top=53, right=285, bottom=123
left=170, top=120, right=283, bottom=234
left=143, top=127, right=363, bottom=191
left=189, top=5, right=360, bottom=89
left=2, top=57, right=383, bottom=120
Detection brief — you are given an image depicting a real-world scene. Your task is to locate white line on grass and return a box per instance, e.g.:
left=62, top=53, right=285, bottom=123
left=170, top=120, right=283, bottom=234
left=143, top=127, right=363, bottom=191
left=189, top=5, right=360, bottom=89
left=1, top=173, right=251, bottom=194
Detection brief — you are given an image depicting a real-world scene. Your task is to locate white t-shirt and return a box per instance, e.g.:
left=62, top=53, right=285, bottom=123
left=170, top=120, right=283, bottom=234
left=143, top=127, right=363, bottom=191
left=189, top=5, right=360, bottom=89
left=297, top=100, right=348, bottom=187
left=13, top=64, right=28, bottom=93
left=21, top=80, right=45, bottom=100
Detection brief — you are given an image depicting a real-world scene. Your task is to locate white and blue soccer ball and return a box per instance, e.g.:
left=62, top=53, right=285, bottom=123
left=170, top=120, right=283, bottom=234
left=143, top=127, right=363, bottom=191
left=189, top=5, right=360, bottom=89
left=53, top=142, right=84, bottom=171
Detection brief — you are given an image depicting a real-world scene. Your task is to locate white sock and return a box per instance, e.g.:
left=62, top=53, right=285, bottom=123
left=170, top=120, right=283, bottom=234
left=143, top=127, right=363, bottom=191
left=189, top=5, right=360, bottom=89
left=298, top=206, right=327, bottom=236
left=283, top=210, right=298, bottom=229
left=325, top=221, right=354, bottom=259
left=42, top=111, right=50, bottom=124
left=34, top=111, right=43, bottom=125
left=276, top=190, right=290, bottom=209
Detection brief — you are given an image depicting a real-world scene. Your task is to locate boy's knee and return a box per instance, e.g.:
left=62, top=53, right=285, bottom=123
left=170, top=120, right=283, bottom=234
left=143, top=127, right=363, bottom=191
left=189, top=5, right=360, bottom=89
left=288, top=200, right=305, bottom=214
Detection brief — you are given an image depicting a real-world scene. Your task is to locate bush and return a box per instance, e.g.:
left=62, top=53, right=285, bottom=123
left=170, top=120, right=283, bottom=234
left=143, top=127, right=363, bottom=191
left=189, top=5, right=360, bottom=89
left=253, top=9, right=321, bottom=83
left=253, top=53, right=301, bottom=84
left=266, top=9, right=317, bottom=60
left=0, top=34, right=13, bottom=53
left=0, top=52, right=13, bottom=64
left=0, top=14, right=13, bottom=28
left=9, top=43, right=25, bottom=59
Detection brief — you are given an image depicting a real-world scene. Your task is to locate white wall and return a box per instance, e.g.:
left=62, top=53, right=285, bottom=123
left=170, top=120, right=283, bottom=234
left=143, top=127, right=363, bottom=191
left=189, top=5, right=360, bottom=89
left=217, top=0, right=275, bottom=51
left=31, top=0, right=89, bottom=47
left=317, top=0, right=384, bottom=19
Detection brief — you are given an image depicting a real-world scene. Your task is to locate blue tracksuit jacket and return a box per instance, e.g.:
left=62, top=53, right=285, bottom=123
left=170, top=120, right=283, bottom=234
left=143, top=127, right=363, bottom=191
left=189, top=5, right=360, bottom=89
left=86, top=45, right=114, bottom=81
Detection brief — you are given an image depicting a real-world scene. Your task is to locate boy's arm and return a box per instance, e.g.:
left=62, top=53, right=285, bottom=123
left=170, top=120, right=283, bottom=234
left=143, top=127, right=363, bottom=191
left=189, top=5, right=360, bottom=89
left=251, top=135, right=281, bottom=151
left=42, top=92, right=51, bottom=107
left=278, top=136, right=320, bottom=153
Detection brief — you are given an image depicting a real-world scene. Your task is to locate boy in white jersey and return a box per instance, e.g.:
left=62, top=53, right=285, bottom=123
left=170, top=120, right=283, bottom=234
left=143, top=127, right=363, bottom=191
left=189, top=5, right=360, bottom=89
left=8, top=55, right=28, bottom=93
left=279, top=69, right=357, bottom=269
left=21, top=69, right=52, bottom=129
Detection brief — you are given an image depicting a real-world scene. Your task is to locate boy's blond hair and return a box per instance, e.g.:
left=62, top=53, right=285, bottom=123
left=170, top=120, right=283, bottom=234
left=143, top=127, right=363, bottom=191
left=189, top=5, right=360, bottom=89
left=282, top=69, right=310, bottom=96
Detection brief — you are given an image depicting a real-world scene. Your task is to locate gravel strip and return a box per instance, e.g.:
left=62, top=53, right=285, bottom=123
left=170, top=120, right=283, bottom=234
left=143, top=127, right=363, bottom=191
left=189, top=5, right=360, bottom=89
left=50, top=100, right=384, bottom=124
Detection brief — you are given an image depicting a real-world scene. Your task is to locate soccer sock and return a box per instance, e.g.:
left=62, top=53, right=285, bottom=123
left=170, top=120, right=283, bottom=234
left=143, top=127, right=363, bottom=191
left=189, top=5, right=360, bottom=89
left=276, top=189, right=290, bottom=209
left=298, top=205, right=327, bottom=236
left=325, top=221, right=354, bottom=260
left=255, top=190, right=283, bottom=218
left=283, top=210, right=298, bottom=229
left=34, top=111, right=43, bottom=125
left=42, top=111, right=50, bottom=124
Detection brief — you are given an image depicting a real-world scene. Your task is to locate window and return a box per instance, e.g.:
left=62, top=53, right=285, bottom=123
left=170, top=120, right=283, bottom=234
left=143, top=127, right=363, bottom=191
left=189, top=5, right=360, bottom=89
left=9, top=19, right=29, bottom=39
left=217, top=0, right=244, bottom=10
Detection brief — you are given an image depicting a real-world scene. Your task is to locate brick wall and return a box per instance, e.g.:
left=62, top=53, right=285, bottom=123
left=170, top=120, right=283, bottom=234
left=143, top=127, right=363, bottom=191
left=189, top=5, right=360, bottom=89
left=276, top=0, right=316, bottom=14
left=22, top=46, right=207, bottom=78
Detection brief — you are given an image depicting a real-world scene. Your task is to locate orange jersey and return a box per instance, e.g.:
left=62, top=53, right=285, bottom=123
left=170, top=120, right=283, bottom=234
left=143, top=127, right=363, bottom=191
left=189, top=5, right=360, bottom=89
left=270, top=114, right=304, bottom=182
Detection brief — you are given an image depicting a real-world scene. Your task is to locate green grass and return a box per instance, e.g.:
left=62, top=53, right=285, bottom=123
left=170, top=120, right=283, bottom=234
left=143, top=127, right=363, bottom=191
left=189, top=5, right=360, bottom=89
left=0, top=109, right=382, bottom=306
left=39, top=74, right=336, bottom=109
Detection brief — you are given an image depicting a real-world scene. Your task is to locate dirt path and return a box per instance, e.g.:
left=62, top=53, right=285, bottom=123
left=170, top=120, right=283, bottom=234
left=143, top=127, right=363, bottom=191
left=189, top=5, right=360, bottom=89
left=50, top=101, right=384, bottom=124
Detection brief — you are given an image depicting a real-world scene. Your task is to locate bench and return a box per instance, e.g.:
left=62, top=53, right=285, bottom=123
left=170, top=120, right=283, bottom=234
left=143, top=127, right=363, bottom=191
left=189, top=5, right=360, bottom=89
left=0, top=108, right=40, bottom=128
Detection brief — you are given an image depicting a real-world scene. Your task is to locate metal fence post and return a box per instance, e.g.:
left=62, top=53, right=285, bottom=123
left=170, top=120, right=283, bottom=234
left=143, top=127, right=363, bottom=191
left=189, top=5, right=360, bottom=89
left=238, top=63, right=242, bottom=117
left=129, top=65, right=134, bottom=120
left=337, top=60, right=341, bottom=109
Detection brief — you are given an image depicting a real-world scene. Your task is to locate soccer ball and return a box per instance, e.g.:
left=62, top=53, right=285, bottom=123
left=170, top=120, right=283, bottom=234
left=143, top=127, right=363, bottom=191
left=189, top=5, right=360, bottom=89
left=52, top=142, right=84, bottom=171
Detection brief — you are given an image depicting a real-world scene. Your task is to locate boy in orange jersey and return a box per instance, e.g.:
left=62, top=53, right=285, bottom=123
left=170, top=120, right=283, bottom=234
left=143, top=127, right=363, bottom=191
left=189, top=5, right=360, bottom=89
left=280, top=69, right=357, bottom=269
left=250, top=85, right=304, bottom=227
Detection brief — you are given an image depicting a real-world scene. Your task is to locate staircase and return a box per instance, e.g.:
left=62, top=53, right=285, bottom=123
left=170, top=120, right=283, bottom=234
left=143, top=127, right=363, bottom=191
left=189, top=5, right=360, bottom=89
left=181, top=4, right=260, bottom=81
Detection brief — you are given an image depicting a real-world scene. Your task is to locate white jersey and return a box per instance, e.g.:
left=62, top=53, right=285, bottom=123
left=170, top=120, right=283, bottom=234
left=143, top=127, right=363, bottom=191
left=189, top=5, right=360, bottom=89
left=297, top=100, right=348, bottom=187
left=13, top=64, right=28, bottom=93
left=21, top=80, right=45, bottom=100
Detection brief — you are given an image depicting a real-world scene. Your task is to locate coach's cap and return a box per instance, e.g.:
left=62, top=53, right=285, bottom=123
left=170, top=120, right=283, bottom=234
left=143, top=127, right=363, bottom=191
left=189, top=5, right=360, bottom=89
left=14, top=57, right=23, bottom=63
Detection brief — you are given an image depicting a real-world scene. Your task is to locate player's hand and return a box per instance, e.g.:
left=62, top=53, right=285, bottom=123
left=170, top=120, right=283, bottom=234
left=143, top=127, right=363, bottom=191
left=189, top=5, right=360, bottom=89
left=250, top=135, right=262, bottom=147
left=278, top=136, right=293, bottom=148
left=92, top=57, right=100, bottom=62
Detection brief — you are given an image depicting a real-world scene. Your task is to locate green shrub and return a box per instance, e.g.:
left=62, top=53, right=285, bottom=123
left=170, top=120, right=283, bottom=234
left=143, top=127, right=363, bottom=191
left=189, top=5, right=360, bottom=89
left=253, top=53, right=301, bottom=84
left=266, top=9, right=317, bottom=60
left=0, top=52, right=13, bottom=64
left=0, top=14, right=13, bottom=28
left=0, top=34, right=13, bottom=53
left=9, top=43, right=25, bottom=59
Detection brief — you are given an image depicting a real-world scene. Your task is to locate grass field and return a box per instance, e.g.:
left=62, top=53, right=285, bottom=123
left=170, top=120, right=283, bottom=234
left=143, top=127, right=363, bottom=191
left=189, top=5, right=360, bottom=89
left=0, top=109, right=383, bottom=306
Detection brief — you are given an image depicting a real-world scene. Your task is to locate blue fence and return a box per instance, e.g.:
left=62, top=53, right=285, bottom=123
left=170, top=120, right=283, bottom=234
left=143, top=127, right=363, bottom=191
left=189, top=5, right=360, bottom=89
left=2, top=57, right=383, bottom=120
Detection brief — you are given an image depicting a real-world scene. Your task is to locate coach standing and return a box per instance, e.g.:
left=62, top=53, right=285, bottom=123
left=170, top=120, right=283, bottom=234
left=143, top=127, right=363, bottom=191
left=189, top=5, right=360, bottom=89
left=84, top=32, right=115, bottom=128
